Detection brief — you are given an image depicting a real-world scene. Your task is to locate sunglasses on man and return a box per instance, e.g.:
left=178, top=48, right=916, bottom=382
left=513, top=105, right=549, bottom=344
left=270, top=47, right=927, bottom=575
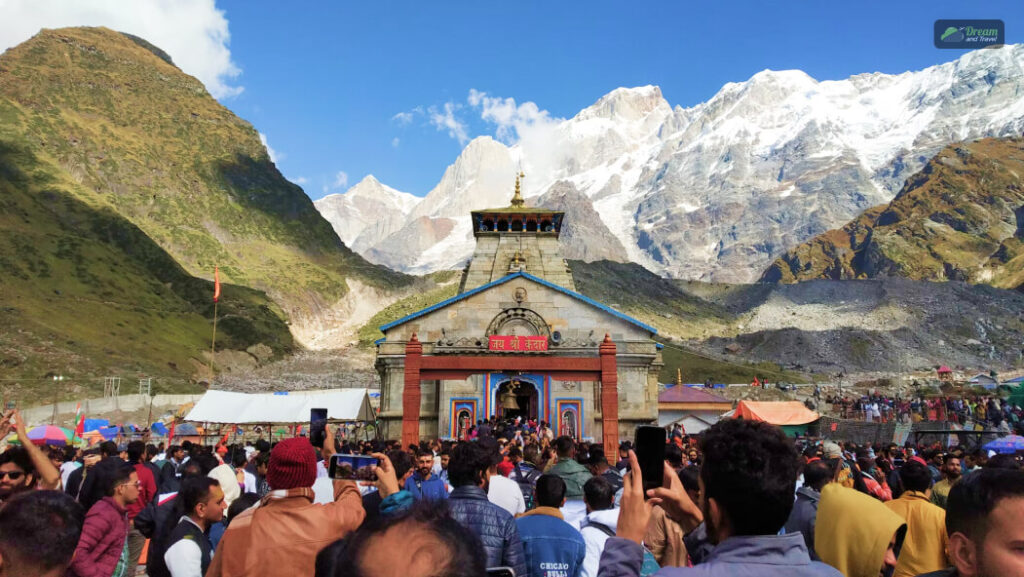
left=0, top=471, right=25, bottom=481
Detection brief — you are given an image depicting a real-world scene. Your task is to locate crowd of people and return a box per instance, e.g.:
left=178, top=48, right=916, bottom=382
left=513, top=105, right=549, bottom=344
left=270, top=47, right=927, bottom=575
left=0, top=408, right=1022, bottom=577
left=826, top=392, right=1020, bottom=429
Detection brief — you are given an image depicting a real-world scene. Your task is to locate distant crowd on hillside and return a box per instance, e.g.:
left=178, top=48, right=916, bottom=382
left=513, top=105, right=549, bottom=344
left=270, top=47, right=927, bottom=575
left=826, top=392, right=1021, bottom=430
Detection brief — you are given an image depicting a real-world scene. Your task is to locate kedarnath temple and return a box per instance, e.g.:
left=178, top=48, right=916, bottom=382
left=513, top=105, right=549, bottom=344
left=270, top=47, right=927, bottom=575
left=374, top=174, right=663, bottom=456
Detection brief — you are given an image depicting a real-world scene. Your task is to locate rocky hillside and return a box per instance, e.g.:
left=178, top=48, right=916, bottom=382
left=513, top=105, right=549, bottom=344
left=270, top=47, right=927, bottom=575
left=318, top=46, right=1024, bottom=282
left=762, top=138, right=1024, bottom=290
left=0, top=27, right=412, bottom=352
left=691, top=278, right=1024, bottom=377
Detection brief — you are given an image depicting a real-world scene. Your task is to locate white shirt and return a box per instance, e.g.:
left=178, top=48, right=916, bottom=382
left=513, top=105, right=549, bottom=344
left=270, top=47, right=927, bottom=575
left=164, top=517, right=205, bottom=577
left=561, top=498, right=588, bottom=530
left=487, top=474, right=525, bottom=516
left=312, top=477, right=335, bottom=504
left=580, top=508, right=620, bottom=577
left=60, top=461, right=81, bottom=490
left=242, top=470, right=257, bottom=494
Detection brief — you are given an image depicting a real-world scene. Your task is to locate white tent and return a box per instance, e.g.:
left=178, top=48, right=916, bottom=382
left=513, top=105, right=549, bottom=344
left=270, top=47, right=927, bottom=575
left=184, top=389, right=375, bottom=424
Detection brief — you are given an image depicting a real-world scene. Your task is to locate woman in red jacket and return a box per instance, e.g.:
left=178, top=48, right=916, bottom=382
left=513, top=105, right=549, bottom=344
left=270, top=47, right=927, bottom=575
left=69, top=461, right=140, bottom=577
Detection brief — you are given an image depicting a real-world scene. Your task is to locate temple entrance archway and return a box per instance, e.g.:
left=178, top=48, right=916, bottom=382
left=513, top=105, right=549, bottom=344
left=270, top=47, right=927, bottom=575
left=493, top=376, right=540, bottom=422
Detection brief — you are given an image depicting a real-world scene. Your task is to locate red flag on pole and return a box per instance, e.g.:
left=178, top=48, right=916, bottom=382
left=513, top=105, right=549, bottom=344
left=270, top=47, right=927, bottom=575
left=74, top=403, right=84, bottom=439
left=168, top=422, right=176, bottom=441
left=213, top=266, right=221, bottom=303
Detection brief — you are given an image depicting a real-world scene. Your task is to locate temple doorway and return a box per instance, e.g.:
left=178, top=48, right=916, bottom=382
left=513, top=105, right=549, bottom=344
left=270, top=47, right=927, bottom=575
left=496, top=378, right=539, bottom=422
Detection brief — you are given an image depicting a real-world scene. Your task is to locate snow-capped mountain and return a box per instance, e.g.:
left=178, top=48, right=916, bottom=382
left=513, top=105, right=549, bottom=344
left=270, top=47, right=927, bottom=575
left=317, top=45, right=1024, bottom=281
left=314, top=175, right=419, bottom=252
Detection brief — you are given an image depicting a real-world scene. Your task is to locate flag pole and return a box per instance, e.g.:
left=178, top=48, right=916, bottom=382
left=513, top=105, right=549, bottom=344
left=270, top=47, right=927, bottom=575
left=210, top=300, right=218, bottom=377
left=209, top=266, right=221, bottom=380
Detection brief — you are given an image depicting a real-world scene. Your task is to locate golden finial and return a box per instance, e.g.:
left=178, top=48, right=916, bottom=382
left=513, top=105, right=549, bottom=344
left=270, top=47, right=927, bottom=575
left=510, top=170, right=525, bottom=207
left=676, top=368, right=682, bottom=387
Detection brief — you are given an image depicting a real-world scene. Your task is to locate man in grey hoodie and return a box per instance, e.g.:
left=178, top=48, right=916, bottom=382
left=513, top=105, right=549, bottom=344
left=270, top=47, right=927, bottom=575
left=598, top=419, right=842, bottom=577
left=784, top=459, right=831, bottom=560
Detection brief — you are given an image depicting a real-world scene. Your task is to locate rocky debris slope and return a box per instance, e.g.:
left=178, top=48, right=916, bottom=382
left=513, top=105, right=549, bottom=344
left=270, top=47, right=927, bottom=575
left=690, top=278, right=1024, bottom=377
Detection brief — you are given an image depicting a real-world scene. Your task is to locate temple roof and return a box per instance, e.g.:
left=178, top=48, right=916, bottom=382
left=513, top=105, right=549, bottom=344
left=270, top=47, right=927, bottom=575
left=379, top=270, right=657, bottom=334
left=658, top=386, right=731, bottom=404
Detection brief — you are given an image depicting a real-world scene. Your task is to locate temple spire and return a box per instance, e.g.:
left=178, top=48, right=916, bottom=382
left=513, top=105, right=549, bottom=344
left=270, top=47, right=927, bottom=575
left=510, top=170, right=525, bottom=207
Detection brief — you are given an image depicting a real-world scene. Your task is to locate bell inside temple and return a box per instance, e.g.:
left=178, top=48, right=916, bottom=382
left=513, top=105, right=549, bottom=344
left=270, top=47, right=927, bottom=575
left=499, top=380, right=521, bottom=409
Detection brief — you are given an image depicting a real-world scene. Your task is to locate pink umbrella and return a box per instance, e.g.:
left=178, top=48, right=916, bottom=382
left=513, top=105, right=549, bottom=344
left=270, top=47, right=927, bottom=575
left=26, top=425, right=69, bottom=446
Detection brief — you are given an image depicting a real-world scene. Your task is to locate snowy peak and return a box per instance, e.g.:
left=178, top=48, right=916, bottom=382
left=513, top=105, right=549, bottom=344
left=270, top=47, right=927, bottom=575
left=314, top=175, right=420, bottom=248
left=315, top=45, right=1024, bottom=282
left=345, top=175, right=419, bottom=212
left=580, top=85, right=670, bottom=122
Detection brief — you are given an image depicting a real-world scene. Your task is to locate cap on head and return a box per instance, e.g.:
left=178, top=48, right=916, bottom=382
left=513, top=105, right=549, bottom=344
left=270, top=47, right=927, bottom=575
left=266, top=437, right=317, bottom=490
left=823, top=442, right=842, bottom=460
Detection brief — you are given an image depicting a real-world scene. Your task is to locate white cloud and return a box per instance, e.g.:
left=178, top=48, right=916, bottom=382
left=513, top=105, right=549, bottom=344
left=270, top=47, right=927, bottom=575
left=258, top=132, right=283, bottom=163
left=429, top=102, right=470, bottom=146
left=332, top=171, right=349, bottom=189
left=467, top=89, right=566, bottom=191
left=468, top=89, right=561, bottom=144
left=290, top=176, right=308, bottom=185
left=391, top=137, right=400, bottom=148
left=0, top=0, right=243, bottom=99
left=391, top=106, right=423, bottom=126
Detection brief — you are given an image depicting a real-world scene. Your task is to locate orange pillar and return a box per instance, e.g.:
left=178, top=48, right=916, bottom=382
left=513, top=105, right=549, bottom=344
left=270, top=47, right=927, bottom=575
left=402, top=333, right=422, bottom=448
left=599, top=334, right=619, bottom=459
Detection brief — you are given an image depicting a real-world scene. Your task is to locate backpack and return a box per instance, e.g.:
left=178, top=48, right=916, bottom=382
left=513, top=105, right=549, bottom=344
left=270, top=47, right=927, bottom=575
left=511, top=462, right=542, bottom=510
left=585, top=522, right=660, bottom=577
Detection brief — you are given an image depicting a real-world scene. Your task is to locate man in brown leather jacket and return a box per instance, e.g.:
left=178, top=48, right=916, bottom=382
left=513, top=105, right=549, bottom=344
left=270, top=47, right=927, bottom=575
left=208, top=426, right=364, bottom=577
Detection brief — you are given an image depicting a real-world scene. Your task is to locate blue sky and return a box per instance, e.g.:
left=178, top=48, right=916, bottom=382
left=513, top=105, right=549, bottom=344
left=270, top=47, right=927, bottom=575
left=17, top=1, right=1021, bottom=199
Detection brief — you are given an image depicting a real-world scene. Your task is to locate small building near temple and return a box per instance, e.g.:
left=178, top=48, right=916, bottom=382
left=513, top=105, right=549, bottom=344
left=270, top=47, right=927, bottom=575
left=374, top=173, right=663, bottom=456
left=657, top=375, right=733, bottom=435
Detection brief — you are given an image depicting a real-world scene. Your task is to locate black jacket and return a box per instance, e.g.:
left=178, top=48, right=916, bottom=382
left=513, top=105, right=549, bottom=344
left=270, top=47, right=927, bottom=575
left=134, top=493, right=181, bottom=577
left=165, top=517, right=212, bottom=576
left=447, top=485, right=526, bottom=575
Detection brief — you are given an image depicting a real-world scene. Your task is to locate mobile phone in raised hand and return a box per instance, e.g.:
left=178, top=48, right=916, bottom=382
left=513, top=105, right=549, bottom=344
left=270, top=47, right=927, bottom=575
left=635, top=425, right=667, bottom=492
left=310, top=408, right=328, bottom=448
left=329, top=454, right=379, bottom=481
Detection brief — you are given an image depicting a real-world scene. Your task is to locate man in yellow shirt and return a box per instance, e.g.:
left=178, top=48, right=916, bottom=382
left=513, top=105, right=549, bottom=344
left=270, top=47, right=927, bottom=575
left=885, top=461, right=948, bottom=577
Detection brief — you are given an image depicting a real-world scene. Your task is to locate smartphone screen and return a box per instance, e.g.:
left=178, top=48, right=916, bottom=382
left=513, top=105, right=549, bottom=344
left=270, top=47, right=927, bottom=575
left=485, top=568, right=515, bottom=577
left=310, top=408, right=328, bottom=448
left=635, top=425, right=667, bottom=492
left=329, top=454, right=379, bottom=481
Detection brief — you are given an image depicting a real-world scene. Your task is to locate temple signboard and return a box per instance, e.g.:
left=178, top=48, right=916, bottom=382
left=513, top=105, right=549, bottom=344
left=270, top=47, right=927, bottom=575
left=489, top=335, right=548, bottom=352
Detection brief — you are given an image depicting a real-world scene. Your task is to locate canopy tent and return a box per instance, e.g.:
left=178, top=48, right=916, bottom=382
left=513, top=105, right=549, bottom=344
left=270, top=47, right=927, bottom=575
left=83, top=418, right=109, bottom=432
left=183, top=389, right=375, bottom=424
left=983, top=434, right=1024, bottom=455
left=732, top=401, right=819, bottom=426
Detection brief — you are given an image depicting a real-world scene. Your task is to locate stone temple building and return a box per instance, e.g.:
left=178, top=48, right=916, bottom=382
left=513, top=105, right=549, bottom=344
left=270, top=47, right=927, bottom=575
left=374, top=174, right=663, bottom=456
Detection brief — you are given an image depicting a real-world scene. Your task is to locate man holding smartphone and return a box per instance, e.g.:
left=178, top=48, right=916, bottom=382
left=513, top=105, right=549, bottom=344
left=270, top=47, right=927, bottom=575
left=208, top=425, right=364, bottom=577
left=601, top=419, right=842, bottom=577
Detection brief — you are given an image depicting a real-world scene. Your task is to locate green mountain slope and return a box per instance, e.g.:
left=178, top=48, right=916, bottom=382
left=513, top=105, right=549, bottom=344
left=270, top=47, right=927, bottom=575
left=0, top=27, right=410, bottom=332
left=0, top=138, right=292, bottom=402
left=762, top=138, right=1024, bottom=289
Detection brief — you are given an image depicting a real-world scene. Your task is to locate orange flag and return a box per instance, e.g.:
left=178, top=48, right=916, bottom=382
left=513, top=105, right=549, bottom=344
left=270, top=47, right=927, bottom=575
left=213, top=266, right=221, bottom=303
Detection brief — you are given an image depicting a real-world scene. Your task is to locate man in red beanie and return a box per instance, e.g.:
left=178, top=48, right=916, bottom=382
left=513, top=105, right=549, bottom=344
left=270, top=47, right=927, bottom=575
left=208, top=426, right=364, bottom=577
